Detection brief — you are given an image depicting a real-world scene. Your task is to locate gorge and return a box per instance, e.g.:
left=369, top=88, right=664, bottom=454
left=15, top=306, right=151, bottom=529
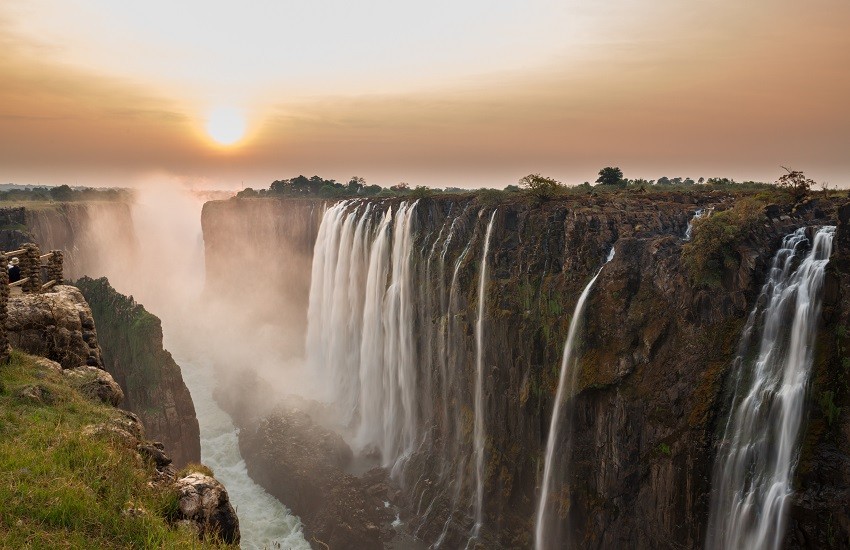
left=5, top=186, right=849, bottom=548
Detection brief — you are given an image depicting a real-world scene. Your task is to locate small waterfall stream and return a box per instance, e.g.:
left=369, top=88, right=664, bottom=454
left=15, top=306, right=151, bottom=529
left=535, top=247, right=615, bottom=550
left=684, top=208, right=706, bottom=241
left=706, top=226, right=835, bottom=550
left=471, top=210, right=497, bottom=543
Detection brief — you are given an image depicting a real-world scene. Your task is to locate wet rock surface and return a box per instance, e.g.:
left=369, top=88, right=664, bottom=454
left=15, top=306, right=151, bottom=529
left=239, top=406, right=397, bottom=550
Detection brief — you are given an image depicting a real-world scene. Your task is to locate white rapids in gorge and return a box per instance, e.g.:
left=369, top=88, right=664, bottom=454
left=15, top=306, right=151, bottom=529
left=175, top=346, right=312, bottom=550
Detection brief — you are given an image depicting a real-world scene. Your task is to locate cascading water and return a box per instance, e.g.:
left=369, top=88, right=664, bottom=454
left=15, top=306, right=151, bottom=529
left=306, top=200, right=420, bottom=469
left=684, top=208, right=704, bottom=241
left=471, top=210, right=497, bottom=543
left=535, top=247, right=615, bottom=550
left=705, top=226, right=835, bottom=550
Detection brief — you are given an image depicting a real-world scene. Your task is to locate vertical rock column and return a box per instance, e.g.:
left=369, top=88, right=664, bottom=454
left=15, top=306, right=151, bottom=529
left=21, top=243, right=41, bottom=293
left=47, top=250, right=64, bottom=286
left=0, top=254, right=9, bottom=362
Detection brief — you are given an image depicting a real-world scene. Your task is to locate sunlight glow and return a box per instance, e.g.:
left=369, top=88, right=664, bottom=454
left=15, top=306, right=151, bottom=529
left=205, top=107, right=246, bottom=146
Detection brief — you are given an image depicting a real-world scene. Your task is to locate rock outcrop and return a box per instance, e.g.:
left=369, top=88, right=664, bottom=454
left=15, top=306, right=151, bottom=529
left=174, top=473, right=241, bottom=544
left=5, top=284, right=103, bottom=369
left=63, top=365, right=125, bottom=406
left=75, top=276, right=201, bottom=467
left=239, top=406, right=396, bottom=549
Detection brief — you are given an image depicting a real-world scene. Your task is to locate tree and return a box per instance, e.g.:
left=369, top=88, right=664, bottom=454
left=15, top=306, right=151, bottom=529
left=518, top=173, right=562, bottom=200
left=596, top=167, right=624, bottom=185
left=776, top=167, right=814, bottom=201
left=347, top=176, right=366, bottom=194
left=49, top=184, right=75, bottom=201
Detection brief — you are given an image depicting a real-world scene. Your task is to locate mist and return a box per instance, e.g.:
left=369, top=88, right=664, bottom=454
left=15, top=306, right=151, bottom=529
left=62, top=185, right=315, bottom=549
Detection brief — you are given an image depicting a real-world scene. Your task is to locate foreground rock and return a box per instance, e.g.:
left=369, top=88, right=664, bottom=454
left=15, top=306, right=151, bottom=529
left=63, top=365, right=124, bottom=406
left=239, top=406, right=396, bottom=549
left=5, top=285, right=103, bottom=369
left=174, top=473, right=241, bottom=544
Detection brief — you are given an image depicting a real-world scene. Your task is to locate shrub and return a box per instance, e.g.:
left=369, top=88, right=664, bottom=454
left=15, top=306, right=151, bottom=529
left=682, top=198, right=766, bottom=287
left=518, top=173, right=562, bottom=201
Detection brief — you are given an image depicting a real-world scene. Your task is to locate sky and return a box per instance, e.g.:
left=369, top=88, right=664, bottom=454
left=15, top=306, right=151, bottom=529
left=1, top=0, right=849, bottom=189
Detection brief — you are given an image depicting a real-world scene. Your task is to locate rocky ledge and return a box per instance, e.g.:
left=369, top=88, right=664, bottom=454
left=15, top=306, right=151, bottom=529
left=4, top=285, right=103, bottom=369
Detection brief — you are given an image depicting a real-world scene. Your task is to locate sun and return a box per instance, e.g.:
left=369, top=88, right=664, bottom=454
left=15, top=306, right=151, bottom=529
left=205, top=107, right=246, bottom=146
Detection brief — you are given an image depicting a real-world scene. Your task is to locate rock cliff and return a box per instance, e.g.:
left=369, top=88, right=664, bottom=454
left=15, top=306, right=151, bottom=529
left=202, top=190, right=850, bottom=548
left=5, top=285, right=103, bottom=369
left=75, top=276, right=201, bottom=467
left=0, top=203, right=201, bottom=469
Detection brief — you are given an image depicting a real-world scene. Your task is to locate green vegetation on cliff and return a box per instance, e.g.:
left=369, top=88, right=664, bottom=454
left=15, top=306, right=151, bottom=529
left=0, top=351, right=224, bottom=548
left=75, top=277, right=201, bottom=467
left=682, top=197, right=768, bottom=287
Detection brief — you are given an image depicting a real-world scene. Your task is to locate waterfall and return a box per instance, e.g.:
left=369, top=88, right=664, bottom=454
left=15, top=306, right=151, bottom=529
left=684, top=208, right=707, bottom=241
left=306, top=200, right=420, bottom=469
left=535, top=247, right=615, bottom=550
left=705, top=226, right=835, bottom=550
left=471, top=210, right=497, bottom=542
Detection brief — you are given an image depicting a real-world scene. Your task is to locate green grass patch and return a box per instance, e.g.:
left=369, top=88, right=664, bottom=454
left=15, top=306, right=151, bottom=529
left=0, top=351, right=229, bottom=548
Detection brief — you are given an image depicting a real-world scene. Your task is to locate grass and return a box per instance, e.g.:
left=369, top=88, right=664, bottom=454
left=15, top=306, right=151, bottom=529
left=0, top=350, right=229, bottom=549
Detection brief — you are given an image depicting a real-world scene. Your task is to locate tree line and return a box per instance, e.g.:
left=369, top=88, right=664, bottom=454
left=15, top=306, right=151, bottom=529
left=236, top=167, right=820, bottom=201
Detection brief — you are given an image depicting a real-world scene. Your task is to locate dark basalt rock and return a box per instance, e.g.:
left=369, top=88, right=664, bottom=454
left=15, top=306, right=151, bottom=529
left=205, top=193, right=849, bottom=548
left=239, top=406, right=396, bottom=550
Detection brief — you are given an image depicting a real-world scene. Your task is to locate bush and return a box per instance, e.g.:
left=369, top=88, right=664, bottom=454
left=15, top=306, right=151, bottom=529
left=518, top=173, right=562, bottom=201
left=682, top=198, right=766, bottom=287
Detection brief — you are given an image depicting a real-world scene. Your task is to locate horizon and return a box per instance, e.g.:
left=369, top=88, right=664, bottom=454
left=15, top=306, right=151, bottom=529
left=2, top=1, right=849, bottom=189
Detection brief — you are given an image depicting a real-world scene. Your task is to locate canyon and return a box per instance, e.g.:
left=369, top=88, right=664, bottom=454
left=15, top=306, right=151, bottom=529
left=4, top=187, right=848, bottom=548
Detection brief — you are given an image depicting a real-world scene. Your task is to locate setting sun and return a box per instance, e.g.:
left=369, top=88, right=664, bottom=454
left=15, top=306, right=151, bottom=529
left=205, top=107, right=246, bottom=146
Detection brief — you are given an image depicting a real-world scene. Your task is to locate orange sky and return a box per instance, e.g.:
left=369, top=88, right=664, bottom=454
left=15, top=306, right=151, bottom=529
left=1, top=1, right=849, bottom=189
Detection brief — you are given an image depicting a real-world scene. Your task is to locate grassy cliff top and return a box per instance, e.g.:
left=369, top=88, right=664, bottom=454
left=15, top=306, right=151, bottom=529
left=0, top=351, right=228, bottom=549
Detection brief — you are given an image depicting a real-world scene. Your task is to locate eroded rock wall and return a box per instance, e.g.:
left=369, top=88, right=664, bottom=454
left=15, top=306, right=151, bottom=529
left=202, top=191, right=850, bottom=548
left=75, top=276, right=201, bottom=468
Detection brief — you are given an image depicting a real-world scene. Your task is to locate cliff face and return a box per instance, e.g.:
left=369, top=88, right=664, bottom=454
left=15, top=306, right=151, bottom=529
left=75, top=276, right=201, bottom=468
left=203, top=191, right=850, bottom=548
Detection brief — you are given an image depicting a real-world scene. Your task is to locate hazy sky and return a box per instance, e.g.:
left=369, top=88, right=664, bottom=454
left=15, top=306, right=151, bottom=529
left=1, top=0, right=849, bottom=189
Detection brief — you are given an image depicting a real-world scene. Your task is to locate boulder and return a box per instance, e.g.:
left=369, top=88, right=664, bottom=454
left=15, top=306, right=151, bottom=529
left=174, top=473, right=240, bottom=544
left=5, top=285, right=103, bottom=370
left=63, top=366, right=124, bottom=406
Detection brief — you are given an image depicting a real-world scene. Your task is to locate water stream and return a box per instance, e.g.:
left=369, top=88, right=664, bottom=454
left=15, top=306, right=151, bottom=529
left=535, top=247, right=615, bottom=550
left=471, top=210, right=497, bottom=543
left=705, top=226, right=835, bottom=550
